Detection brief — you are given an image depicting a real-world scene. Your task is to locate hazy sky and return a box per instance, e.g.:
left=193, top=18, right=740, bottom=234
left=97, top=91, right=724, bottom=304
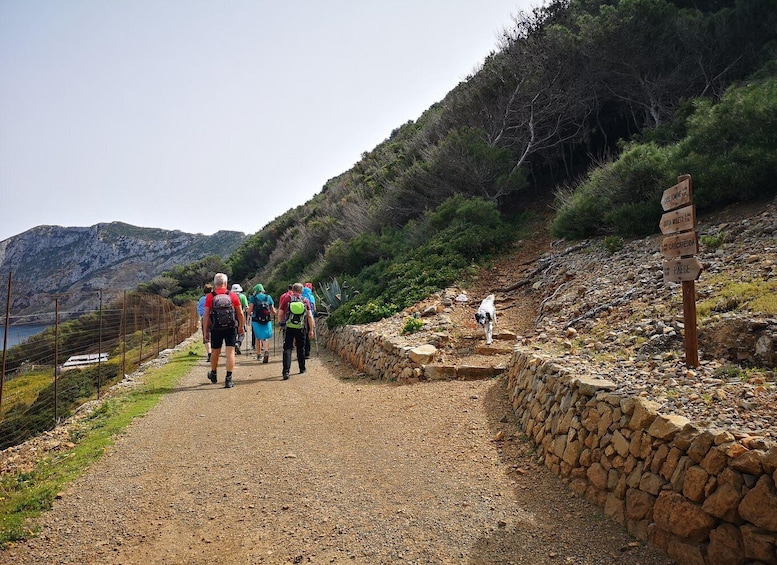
left=0, top=1, right=535, bottom=242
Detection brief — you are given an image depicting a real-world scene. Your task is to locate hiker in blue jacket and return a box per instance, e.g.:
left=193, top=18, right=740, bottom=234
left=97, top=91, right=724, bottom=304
left=302, top=282, right=317, bottom=359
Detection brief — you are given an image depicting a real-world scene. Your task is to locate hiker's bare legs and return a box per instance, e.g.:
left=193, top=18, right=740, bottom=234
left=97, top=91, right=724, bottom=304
left=225, top=346, right=236, bottom=372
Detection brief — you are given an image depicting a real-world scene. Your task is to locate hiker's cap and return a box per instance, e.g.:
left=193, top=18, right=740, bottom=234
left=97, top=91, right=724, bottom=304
left=231, top=284, right=243, bottom=293
left=253, top=284, right=264, bottom=293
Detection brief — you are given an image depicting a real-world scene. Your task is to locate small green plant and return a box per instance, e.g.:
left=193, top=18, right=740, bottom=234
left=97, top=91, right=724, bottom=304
left=713, top=364, right=744, bottom=381
left=603, top=236, right=624, bottom=254
left=700, top=232, right=725, bottom=249
left=401, top=317, right=425, bottom=335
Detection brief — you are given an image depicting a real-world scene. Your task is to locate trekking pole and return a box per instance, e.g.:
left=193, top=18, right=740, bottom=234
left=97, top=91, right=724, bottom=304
left=273, top=313, right=277, bottom=357
left=314, top=323, right=320, bottom=358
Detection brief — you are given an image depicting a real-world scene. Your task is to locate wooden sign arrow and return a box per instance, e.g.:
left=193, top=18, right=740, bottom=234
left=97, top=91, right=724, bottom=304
left=663, top=257, right=703, bottom=283
left=661, top=178, right=691, bottom=211
left=660, top=204, right=695, bottom=235
left=661, top=231, right=699, bottom=258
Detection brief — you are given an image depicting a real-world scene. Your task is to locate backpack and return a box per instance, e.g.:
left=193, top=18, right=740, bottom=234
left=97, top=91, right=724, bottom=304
left=252, top=294, right=272, bottom=324
left=286, top=296, right=306, bottom=329
left=210, top=291, right=237, bottom=330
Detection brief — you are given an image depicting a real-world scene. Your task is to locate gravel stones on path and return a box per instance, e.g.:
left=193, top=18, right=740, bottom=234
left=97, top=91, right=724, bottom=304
left=4, top=350, right=671, bottom=564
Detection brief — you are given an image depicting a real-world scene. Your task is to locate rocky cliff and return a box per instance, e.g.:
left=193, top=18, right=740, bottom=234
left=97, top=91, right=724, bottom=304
left=0, top=222, right=246, bottom=320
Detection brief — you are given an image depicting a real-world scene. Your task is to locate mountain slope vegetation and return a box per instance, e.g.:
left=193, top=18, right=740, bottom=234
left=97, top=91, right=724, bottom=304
left=163, top=0, right=776, bottom=325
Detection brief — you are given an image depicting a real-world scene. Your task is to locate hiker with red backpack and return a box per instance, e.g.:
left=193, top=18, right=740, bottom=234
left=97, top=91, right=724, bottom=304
left=202, top=273, right=245, bottom=389
left=248, top=283, right=276, bottom=364
left=277, top=282, right=314, bottom=380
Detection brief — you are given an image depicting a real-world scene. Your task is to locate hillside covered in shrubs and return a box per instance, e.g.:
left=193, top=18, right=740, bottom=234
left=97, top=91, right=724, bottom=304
left=157, top=0, right=776, bottom=326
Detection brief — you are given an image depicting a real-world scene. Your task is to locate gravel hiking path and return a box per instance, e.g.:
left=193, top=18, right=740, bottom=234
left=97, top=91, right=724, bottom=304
left=4, top=345, right=673, bottom=564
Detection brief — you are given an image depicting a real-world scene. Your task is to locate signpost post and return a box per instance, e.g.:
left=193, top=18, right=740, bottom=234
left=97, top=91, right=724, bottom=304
left=660, top=174, right=700, bottom=367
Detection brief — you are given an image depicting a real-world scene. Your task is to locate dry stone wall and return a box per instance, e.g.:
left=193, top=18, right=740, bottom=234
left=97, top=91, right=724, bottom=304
left=506, top=349, right=777, bottom=565
left=317, top=321, right=426, bottom=383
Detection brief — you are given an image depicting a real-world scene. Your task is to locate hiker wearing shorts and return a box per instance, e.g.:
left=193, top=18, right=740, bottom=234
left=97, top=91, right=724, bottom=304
left=203, top=273, right=245, bottom=388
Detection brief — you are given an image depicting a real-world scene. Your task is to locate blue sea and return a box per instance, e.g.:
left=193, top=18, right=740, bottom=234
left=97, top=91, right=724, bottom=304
left=0, top=324, right=50, bottom=350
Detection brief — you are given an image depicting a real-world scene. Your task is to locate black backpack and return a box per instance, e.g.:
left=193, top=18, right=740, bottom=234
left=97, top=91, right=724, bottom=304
left=252, top=294, right=272, bottom=324
left=210, top=291, right=236, bottom=330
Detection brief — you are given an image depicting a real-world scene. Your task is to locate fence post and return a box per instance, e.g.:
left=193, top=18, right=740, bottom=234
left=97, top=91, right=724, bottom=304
left=165, top=301, right=170, bottom=350
left=139, top=294, right=144, bottom=365
left=97, top=290, right=103, bottom=399
left=156, top=299, right=161, bottom=355
left=122, top=290, right=127, bottom=378
left=54, top=296, right=59, bottom=424
left=1, top=272, right=12, bottom=414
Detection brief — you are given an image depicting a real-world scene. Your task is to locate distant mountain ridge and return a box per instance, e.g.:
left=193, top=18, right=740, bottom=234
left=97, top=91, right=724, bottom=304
left=0, top=222, right=246, bottom=320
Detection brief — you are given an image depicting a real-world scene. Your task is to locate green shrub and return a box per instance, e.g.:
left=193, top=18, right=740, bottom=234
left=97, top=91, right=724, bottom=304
left=677, top=76, right=777, bottom=209
left=551, top=143, right=675, bottom=239
left=603, top=200, right=664, bottom=238
left=348, top=300, right=399, bottom=325
left=325, top=195, right=520, bottom=327
left=551, top=75, right=777, bottom=241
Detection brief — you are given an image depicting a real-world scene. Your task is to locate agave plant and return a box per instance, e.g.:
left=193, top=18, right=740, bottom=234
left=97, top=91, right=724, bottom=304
left=316, top=277, right=358, bottom=315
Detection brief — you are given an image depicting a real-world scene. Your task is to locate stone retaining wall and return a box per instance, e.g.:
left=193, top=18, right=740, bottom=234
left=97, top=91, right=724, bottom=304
left=317, top=321, right=426, bottom=383
left=506, top=349, right=777, bottom=565
left=317, top=320, right=502, bottom=383
left=320, top=318, right=777, bottom=563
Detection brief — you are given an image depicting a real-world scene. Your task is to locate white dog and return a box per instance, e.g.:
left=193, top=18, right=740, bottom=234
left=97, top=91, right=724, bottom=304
left=474, top=294, right=496, bottom=345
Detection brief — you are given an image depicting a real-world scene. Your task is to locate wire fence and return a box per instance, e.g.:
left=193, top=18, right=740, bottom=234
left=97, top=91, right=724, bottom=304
left=0, top=273, right=198, bottom=451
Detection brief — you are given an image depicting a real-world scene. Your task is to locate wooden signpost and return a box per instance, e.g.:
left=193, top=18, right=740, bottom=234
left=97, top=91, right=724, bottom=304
left=660, top=174, right=700, bottom=366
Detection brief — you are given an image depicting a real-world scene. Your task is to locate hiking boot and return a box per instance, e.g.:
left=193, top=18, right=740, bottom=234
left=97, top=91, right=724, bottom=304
left=263, top=351, right=269, bottom=364
left=282, top=372, right=289, bottom=380
left=224, top=376, right=234, bottom=388
left=208, top=370, right=217, bottom=383
left=300, top=368, right=306, bottom=374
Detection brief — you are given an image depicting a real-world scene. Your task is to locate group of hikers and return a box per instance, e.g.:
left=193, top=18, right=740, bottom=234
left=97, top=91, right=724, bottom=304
left=196, top=273, right=316, bottom=388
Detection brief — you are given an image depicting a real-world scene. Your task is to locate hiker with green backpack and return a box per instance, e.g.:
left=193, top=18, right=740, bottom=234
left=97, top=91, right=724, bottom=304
left=277, top=282, right=314, bottom=380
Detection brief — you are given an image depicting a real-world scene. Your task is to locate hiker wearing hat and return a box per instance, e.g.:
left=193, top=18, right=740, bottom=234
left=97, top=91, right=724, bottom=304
left=248, top=283, right=276, bottom=364
left=231, top=283, right=249, bottom=354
